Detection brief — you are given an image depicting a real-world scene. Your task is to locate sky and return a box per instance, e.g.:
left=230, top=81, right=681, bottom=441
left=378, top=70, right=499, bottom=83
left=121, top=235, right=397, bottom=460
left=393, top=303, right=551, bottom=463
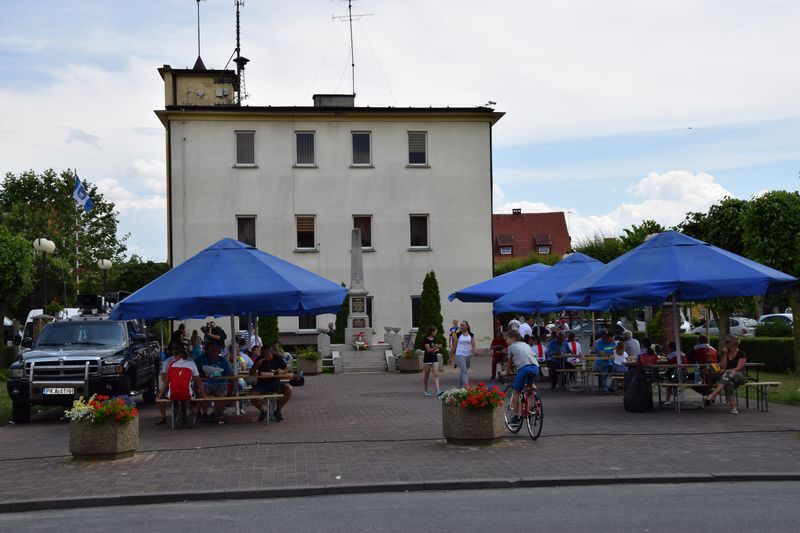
left=1, top=0, right=799, bottom=260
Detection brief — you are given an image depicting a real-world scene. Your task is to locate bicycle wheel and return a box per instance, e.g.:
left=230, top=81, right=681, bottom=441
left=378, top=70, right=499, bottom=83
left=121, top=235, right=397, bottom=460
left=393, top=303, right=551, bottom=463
left=502, top=384, right=523, bottom=433
left=525, top=387, right=543, bottom=440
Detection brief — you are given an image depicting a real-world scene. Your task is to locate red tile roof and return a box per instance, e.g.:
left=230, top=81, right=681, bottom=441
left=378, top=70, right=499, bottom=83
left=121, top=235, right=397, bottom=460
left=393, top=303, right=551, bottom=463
left=492, top=212, right=571, bottom=262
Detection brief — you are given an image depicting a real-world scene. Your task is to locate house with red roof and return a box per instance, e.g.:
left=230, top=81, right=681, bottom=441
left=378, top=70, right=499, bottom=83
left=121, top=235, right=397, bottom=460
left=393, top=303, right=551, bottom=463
left=492, top=209, right=571, bottom=262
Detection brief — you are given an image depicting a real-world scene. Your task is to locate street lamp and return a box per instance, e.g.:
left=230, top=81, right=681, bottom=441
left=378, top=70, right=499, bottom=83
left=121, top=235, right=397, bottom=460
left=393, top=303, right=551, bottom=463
left=33, top=238, right=56, bottom=308
left=97, top=259, right=112, bottom=296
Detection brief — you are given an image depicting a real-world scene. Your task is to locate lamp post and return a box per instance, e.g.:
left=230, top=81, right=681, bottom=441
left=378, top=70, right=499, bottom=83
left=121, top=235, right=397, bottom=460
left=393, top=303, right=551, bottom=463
left=97, top=259, right=112, bottom=296
left=33, top=238, right=56, bottom=308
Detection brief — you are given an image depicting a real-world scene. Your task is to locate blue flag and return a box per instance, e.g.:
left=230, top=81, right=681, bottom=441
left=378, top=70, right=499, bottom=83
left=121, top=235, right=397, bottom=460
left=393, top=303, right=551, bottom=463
left=72, top=174, right=94, bottom=212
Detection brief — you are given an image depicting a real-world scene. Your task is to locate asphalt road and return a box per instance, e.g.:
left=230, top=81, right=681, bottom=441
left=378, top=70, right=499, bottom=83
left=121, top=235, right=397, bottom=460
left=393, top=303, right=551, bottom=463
left=1, top=481, right=797, bottom=532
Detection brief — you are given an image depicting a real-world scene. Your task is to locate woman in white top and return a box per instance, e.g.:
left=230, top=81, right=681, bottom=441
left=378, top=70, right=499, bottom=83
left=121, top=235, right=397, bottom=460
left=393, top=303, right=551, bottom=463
left=451, top=320, right=477, bottom=387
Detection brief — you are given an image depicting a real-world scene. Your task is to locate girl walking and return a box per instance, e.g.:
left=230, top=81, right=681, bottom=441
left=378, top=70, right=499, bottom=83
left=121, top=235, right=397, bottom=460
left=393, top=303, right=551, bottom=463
left=422, top=326, right=442, bottom=396
left=451, top=320, right=476, bottom=387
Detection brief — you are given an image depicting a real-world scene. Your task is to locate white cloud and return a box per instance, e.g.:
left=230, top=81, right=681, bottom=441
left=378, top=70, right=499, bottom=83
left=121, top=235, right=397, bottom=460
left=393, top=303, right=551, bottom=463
left=64, top=128, right=101, bottom=150
left=495, top=170, right=735, bottom=241
left=95, top=177, right=165, bottom=213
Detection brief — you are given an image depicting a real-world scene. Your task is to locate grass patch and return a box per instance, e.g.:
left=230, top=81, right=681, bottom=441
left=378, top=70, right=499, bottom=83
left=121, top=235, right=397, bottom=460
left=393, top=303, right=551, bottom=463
left=0, top=382, right=10, bottom=426
left=744, top=371, right=800, bottom=406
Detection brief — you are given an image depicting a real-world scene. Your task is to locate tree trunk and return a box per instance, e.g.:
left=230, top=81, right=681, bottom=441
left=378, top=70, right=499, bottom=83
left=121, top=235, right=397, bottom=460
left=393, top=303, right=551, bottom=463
left=717, top=310, right=730, bottom=343
left=789, top=285, right=800, bottom=378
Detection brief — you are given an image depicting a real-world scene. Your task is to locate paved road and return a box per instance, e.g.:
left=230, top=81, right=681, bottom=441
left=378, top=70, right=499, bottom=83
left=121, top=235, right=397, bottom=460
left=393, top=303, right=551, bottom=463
left=0, top=357, right=798, bottom=509
left=1, top=481, right=797, bottom=532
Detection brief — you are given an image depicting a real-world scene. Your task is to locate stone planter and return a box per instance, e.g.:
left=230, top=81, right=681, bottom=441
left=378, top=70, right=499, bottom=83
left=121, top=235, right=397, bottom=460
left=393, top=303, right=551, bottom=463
left=398, top=355, right=422, bottom=373
left=297, top=357, right=322, bottom=375
left=69, top=418, right=139, bottom=460
left=441, top=403, right=505, bottom=445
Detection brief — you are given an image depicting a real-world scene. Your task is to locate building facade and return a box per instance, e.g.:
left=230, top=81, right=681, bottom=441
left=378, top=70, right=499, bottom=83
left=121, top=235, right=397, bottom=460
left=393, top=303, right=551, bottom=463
left=157, top=66, right=503, bottom=339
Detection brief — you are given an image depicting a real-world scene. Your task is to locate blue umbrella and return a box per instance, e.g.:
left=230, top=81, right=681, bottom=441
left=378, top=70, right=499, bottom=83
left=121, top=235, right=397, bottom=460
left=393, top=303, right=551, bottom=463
left=493, top=253, right=606, bottom=314
left=109, top=238, right=348, bottom=320
left=557, top=231, right=796, bottom=307
left=448, top=263, right=550, bottom=303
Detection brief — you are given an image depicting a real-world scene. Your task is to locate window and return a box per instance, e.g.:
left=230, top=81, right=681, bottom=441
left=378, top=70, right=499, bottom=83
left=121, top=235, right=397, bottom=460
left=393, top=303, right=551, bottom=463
left=353, top=215, right=372, bottom=248
left=351, top=131, right=372, bottom=165
left=537, top=245, right=551, bottom=255
left=295, top=131, right=315, bottom=165
left=298, top=314, right=317, bottom=330
left=296, top=216, right=316, bottom=249
left=237, top=216, right=256, bottom=247
left=235, top=131, right=255, bottom=165
left=500, top=246, right=513, bottom=255
left=408, top=131, right=427, bottom=165
left=409, top=215, right=429, bottom=248
left=411, top=296, right=421, bottom=328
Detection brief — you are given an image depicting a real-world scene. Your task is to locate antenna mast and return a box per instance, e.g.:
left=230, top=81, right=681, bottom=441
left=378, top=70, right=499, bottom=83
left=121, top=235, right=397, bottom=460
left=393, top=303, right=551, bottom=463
left=332, top=0, right=372, bottom=96
left=196, top=0, right=202, bottom=58
left=232, top=0, right=249, bottom=103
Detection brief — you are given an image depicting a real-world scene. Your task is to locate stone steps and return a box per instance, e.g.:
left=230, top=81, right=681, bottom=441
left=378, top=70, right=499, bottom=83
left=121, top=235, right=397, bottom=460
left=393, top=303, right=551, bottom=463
left=337, top=348, right=389, bottom=373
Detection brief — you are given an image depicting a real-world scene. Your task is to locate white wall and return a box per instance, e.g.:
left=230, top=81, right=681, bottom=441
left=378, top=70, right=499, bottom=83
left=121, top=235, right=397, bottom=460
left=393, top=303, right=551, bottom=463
left=169, top=115, right=496, bottom=346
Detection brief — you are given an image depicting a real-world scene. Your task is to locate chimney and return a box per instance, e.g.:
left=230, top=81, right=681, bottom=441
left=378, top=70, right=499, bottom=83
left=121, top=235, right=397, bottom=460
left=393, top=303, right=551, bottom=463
left=313, top=94, right=355, bottom=107
left=512, top=208, right=522, bottom=216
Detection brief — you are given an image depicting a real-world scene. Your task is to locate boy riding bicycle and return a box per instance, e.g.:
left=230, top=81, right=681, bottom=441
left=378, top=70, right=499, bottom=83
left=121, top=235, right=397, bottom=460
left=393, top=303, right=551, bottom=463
left=506, top=329, right=540, bottom=425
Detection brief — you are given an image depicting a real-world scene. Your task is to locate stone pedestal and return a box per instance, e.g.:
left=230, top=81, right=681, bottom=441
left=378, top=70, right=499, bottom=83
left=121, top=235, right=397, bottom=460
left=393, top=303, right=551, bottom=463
left=441, top=404, right=504, bottom=445
left=316, top=332, right=331, bottom=358
left=69, top=418, right=139, bottom=460
left=384, top=330, right=403, bottom=355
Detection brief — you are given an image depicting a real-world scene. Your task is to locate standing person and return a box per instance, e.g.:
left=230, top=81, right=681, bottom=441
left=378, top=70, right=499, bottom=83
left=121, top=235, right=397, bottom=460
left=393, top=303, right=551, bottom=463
left=622, top=331, right=640, bottom=365
left=422, top=326, right=442, bottom=396
left=448, top=319, right=461, bottom=368
left=189, top=330, right=202, bottom=358
left=518, top=317, right=533, bottom=342
left=451, top=320, right=476, bottom=387
left=203, top=320, right=227, bottom=349
left=505, top=329, right=539, bottom=426
left=508, top=316, right=521, bottom=331
left=489, top=330, right=508, bottom=380
left=250, top=348, right=293, bottom=421
left=171, top=323, right=186, bottom=346
left=703, top=336, right=747, bottom=414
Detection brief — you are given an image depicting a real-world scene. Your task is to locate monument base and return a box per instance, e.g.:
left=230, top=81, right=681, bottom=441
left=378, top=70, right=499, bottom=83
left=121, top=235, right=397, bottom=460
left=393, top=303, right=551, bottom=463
left=345, top=327, right=373, bottom=346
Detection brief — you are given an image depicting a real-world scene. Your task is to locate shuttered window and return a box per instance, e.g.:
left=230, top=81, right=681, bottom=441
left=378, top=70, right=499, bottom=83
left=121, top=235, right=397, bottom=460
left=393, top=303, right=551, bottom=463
left=353, top=216, right=372, bottom=248
left=296, top=216, right=316, bottom=249
left=296, top=131, right=315, bottom=165
left=408, top=131, right=427, bottom=165
left=235, top=131, right=255, bottom=165
left=409, top=215, right=429, bottom=248
left=352, top=132, right=371, bottom=165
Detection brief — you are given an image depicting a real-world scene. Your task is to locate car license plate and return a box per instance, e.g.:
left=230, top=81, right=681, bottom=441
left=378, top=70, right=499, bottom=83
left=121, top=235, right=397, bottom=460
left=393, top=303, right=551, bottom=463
left=43, top=387, right=75, bottom=395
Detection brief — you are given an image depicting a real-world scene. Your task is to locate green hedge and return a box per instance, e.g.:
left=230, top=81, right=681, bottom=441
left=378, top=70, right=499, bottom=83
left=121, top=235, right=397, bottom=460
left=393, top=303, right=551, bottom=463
left=679, top=334, right=795, bottom=373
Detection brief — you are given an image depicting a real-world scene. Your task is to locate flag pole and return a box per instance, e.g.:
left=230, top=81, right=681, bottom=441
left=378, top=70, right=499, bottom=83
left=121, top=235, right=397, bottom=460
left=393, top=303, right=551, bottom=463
left=74, top=169, right=81, bottom=294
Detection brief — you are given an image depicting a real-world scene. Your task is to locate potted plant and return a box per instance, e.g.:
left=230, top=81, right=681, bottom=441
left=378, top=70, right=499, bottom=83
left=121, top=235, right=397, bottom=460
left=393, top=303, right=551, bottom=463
left=296, top=345, right=323, bottom=375
left=64, top=394, right=139, bottom=460
left=352, top=332, right=369, bottom=351
left=398, top=348, right=422, bottom=373
left=439, top=383, right=506, bottom=445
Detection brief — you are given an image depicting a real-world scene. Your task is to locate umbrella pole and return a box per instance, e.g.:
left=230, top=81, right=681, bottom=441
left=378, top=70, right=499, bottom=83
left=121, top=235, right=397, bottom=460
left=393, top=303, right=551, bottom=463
left=231, top=315, right=241, bottom=416
left=672, top=294, right=682, bottom=413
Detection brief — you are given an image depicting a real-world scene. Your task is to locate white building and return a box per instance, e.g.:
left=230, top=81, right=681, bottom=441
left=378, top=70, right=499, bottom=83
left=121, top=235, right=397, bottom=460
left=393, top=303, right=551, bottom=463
left=156, top=65, right=503, bottom=342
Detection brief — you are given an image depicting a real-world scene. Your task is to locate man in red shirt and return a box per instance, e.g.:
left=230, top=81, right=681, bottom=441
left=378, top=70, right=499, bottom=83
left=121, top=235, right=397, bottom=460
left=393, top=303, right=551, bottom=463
left=489, top=331, right=508, bottom=380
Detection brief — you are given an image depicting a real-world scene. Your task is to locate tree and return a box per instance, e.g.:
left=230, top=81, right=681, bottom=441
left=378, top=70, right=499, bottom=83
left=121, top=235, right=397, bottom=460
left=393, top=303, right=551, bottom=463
left=572, top=234, right=624, bottom=264
left=258, top=316, right=279, bottom=345
left=110, top=256, right=170, bottom=294
left=741, top=191, right=800, bottom=376
left=494, top=251, right=561, bottom=276
left=332, top=283, right=348, bottom=344
left=620, top=220, right=665, bottom=252
left=0, top=226, right=35, bottom=347
left=414, top=271, right=448, bottom=362
left=0, top=169, right=128, bottom=318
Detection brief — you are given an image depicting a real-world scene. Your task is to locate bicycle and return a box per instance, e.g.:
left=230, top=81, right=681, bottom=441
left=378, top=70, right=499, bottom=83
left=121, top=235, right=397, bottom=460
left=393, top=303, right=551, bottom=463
left=502, top=375, right=543, bottom=440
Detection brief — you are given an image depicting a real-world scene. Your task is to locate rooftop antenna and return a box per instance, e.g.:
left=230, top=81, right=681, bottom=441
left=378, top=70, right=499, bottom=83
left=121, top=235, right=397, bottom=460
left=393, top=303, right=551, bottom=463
left=224, top=0, right=249, bottom=103
left=193, top=0, right=207, bottom=70
left=332, top=0, right=372, bottom=96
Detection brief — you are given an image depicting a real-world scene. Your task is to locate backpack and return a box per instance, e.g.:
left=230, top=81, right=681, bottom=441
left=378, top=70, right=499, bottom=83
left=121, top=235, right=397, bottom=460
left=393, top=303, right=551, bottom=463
left=168, top=365, right=194, bottom=401
left=623, top=367, right=653, bottom=412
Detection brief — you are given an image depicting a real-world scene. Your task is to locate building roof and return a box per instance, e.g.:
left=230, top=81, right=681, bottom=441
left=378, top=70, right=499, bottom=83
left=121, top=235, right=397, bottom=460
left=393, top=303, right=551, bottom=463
left=492, top=212, right=571, bottom=260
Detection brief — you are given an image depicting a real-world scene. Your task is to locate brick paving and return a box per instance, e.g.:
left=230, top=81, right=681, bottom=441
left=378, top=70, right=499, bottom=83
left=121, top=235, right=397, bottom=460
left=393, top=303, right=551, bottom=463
left=1, top=356, right=798, bottom=505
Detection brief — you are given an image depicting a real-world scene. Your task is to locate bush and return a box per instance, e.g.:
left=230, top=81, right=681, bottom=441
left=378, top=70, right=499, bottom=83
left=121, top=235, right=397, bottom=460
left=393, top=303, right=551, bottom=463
left=296, top=346, right=321, bottom=361
left=754, top=322, right=793, bottom=338
left=679, top=334, right=795, bottom=373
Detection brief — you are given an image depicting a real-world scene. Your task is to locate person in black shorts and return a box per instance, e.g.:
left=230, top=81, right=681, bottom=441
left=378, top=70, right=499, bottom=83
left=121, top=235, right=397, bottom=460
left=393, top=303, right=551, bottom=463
left=249, top=347, right=293, bottom=421
left=422, top=325, right=442, bottom=397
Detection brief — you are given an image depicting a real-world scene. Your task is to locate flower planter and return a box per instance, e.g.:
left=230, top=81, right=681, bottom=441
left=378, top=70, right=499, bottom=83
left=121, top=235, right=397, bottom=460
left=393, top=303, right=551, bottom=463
left=297, top=358, right=322, bottom=375
left=69, top=418, right=139, bottom=460
left=398, top=356, right=422, bottom=373
left=441, top=403, right=505, bottom=445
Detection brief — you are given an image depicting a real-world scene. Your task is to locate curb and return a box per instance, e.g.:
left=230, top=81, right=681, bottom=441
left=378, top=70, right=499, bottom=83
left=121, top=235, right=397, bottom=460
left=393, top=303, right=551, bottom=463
left=2, top=472, right=800, bottom=514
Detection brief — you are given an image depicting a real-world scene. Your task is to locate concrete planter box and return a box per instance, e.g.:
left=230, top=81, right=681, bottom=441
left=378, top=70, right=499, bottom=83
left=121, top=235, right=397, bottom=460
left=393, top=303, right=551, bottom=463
left=297, top=358, right=322, bottom=375
left=69, top=418, right=139, bottom=460
left=398, top=356, right=422, bottom=373
left=441, top=403, right=504, bottom=445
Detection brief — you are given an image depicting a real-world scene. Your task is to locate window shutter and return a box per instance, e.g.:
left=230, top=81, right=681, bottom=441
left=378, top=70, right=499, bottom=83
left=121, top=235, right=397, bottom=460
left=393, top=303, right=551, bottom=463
left=236, top=131, right=255, bottom=165
left=408, top=132, right=427, bottom=164
left=297, top=217, right=315, bottom=231
left=296, top=132, right=315, bottom=165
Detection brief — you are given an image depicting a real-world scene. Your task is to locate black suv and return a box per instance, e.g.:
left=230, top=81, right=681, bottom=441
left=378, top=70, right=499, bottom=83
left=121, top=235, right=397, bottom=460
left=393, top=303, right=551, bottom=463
left=6, top=313, right=160, bottom=423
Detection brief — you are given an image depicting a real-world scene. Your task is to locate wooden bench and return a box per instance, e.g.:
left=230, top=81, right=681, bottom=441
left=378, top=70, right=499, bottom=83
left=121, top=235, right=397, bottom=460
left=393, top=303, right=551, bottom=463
left=741, top=382, right=782, bottom=412
left=157, top=394, right=283, bottom=428
left=588, top=372, right=626, bottom=393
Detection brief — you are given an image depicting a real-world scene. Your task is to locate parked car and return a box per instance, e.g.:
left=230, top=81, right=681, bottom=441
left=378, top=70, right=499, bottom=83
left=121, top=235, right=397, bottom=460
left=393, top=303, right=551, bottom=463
left=758, top=313, right=793, bottom=326
left=690, top=317, right=755, bottom=337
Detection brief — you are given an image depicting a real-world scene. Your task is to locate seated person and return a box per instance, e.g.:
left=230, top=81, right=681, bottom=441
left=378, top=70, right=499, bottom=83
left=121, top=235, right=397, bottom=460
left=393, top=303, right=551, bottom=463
left=704, top=336, right=747, bottom=414
left=665, top=341, right=688, bottom=364
left=158, top=344, right=207, bottom=428
left=505, top=330, right=539, bottom=426
left=545, top=331, right=573, bottom=389
left=155, top=340, right=184, bottom=425
left=566, top=332, right=582, bottom=365
left=689, top=334, right=718, bottom=395
left=249, top=347, right=293, bottom=422
left=194, top=343, right=234, bottom=420
left=489, top=331, right=508, bottom=380
left=605, top=341, right=628, bottom=393
left=637, top=337, right=659, bottom=366
left=592, top=330, right=617, bottom=393
left=530, top=336, right=546, bottom=364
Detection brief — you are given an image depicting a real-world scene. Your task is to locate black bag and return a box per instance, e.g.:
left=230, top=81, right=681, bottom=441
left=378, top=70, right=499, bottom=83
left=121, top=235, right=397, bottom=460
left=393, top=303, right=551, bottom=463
left=623, top=367, right=653, bottom=412
left=289, top=370, right=305, bottom=387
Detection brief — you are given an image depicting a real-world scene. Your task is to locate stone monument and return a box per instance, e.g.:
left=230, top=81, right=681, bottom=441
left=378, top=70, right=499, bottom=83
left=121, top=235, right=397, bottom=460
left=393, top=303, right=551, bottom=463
left=345, top=228, right=372, bottom=346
